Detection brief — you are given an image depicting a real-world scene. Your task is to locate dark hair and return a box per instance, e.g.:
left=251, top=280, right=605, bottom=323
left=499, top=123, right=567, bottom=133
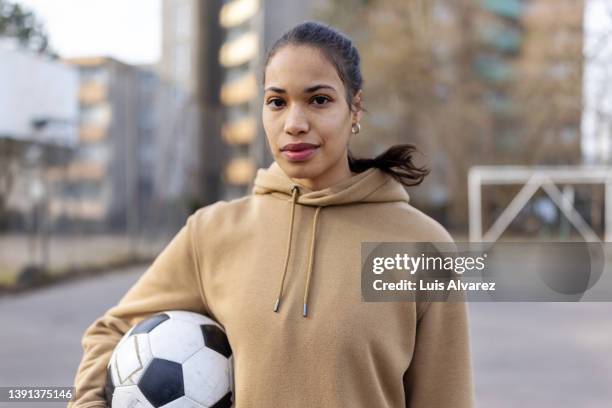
left=263, top=21, right=429, bottom=187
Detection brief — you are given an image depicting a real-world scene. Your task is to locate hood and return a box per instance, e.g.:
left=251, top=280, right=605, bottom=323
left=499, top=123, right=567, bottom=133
left=253, top=162, right=410, bottom=206
left=252, top=162, right=410, bottom=318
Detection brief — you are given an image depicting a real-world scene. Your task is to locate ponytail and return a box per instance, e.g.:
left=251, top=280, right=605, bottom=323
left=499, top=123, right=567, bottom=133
left=348, top=144, right=430, bottom=187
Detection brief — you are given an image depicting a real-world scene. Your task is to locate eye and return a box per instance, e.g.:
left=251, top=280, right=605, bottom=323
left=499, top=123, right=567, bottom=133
left=311, top=95, right=331, bottom=106
left=266, top=97, right=285, bottom=109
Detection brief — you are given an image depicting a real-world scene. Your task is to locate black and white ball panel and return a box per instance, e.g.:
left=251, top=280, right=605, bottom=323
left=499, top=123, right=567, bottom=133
left=182, top=348, right=231, bottom=406
left=201, top=325, right=232, bottom=359
left=111, top=333, right=154, bottom=386
left=106, top=311, right=234, bottom=408
left=139, top=358, right=184, bottom=407
left=131, top=313, right=170, bottom=335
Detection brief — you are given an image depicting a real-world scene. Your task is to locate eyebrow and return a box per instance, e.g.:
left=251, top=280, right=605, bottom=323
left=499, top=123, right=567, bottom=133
left=264, top=84, right=337, bottom=94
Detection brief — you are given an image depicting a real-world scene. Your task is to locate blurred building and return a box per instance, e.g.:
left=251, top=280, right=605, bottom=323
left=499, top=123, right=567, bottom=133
left=475, top=0, right=584, bottom=164
left=48, top=57, right=155, bottom=234
left=160, top=0, right=320, bottom=201
left=0, top=44, right=78, bottom=226
left=158, top=0, right=226, bottom=206
left=0, top=45, right=78, bottom=147
left=358, top=0, right=586, bottom=227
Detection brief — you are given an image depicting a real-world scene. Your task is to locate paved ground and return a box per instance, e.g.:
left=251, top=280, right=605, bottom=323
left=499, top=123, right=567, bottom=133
left=0, top=267, right=143, bottom=408
left=0, top=267, right=610, bottom=407
left=469, top=302, right=612, bottom=407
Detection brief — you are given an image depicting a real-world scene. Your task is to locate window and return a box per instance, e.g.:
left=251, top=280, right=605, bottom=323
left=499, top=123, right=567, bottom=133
left=174, top=42, right=191, bottom=82
left=76, top=143, right=110, bottom=163
left=474, top=54, right=514, bottom=83
left=80, top=104, right=112, bottom=126
left=224, top=63, right=251, bottom=83
left=482, top=0, right=525, bottom=20
left=80, top=67, right=108, bottom=85
left=175, top=0, right=192, bottom=39
left=226, top=102, right=251, bottom=123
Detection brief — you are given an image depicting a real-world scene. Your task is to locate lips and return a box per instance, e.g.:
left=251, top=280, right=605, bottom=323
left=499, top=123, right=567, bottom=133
left=280, top=143, right=319, bottom=162
left=280, top=143, right=320, bottom=152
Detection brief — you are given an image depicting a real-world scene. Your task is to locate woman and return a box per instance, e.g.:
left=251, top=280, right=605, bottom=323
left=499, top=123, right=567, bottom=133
left=71, top=21, right=474, bottom=408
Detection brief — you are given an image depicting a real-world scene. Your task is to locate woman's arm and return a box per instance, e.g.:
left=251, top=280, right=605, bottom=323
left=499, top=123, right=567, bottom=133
left=403, top=300, right=475, bottom=407
left=68, top=212, right=209, bottom=408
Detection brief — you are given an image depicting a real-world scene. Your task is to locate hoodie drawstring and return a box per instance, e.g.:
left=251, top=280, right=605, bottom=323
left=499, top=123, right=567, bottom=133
left=303, top=206, right=321, bottom=317
left=273, top=185, right=322, bottom=318
left=273, top=186, right=299, bottom=313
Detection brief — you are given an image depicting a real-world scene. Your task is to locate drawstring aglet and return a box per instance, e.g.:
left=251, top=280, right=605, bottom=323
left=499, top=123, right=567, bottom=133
left=273, top=298, right=281, bottom=312
left=302, top=303, right=308, bottom=317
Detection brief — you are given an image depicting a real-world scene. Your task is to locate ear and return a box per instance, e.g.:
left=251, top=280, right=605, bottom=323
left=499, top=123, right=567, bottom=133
left=351, top=90, right=363, bottom=124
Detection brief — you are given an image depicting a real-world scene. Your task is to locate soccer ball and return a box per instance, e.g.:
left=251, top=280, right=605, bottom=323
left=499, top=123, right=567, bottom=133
left=105, top=310, right=234, bottom=408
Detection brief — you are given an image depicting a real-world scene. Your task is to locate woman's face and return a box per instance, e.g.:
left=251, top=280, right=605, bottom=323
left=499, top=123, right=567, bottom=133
left=262, top=45, right=362, bottom=191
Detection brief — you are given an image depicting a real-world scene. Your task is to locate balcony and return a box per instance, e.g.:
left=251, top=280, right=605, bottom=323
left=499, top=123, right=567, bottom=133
left=482, top=0, right=524, bottom=20
left=219, top=31, right=258, bottom=67
left=79, top=124, right=107, bottom=143
left=478, top=24, right=523, bottom=53
left=65, top=161, right=106, bottom=181
left=222, top=116, right=257, bottom=145
left=225, top=157, right=256, bottom=185
left=220, top=72, right=257, bottom=106
left=474, top=55, right=515, bottom=82
left=484, top=91, right=517, bottom=116
left=220, top=0, right=259, bottom=28
left=80, top=103, right=112, bottom=128
left=79, top=81, right=107, bottom=105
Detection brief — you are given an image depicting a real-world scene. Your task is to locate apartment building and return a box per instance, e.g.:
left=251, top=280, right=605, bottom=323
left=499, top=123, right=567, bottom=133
left=51, top=57, right=153, bottom=232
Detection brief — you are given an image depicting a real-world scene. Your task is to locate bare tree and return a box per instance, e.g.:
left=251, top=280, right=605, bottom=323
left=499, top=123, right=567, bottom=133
left=0, top=0, right=53, bottom=55
left=0, top=139, right=22, bottom=226
left=317, top=0, right=608, bottom=229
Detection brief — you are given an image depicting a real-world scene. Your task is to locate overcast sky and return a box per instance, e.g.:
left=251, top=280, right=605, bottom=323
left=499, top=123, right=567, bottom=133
left=15, top=0, right=161, bottom=65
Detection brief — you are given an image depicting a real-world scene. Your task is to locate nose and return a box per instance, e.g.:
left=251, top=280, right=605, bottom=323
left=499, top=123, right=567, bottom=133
left=283, top=104, right=309, bottom=136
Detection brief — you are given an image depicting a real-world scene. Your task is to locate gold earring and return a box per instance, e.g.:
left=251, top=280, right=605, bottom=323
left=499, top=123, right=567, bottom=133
left=351, top=122, right=361, bottom=134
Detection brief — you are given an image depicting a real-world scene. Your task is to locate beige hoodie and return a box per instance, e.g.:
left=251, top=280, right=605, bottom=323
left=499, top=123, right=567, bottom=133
left=70, top=162, right=474, bottom=408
